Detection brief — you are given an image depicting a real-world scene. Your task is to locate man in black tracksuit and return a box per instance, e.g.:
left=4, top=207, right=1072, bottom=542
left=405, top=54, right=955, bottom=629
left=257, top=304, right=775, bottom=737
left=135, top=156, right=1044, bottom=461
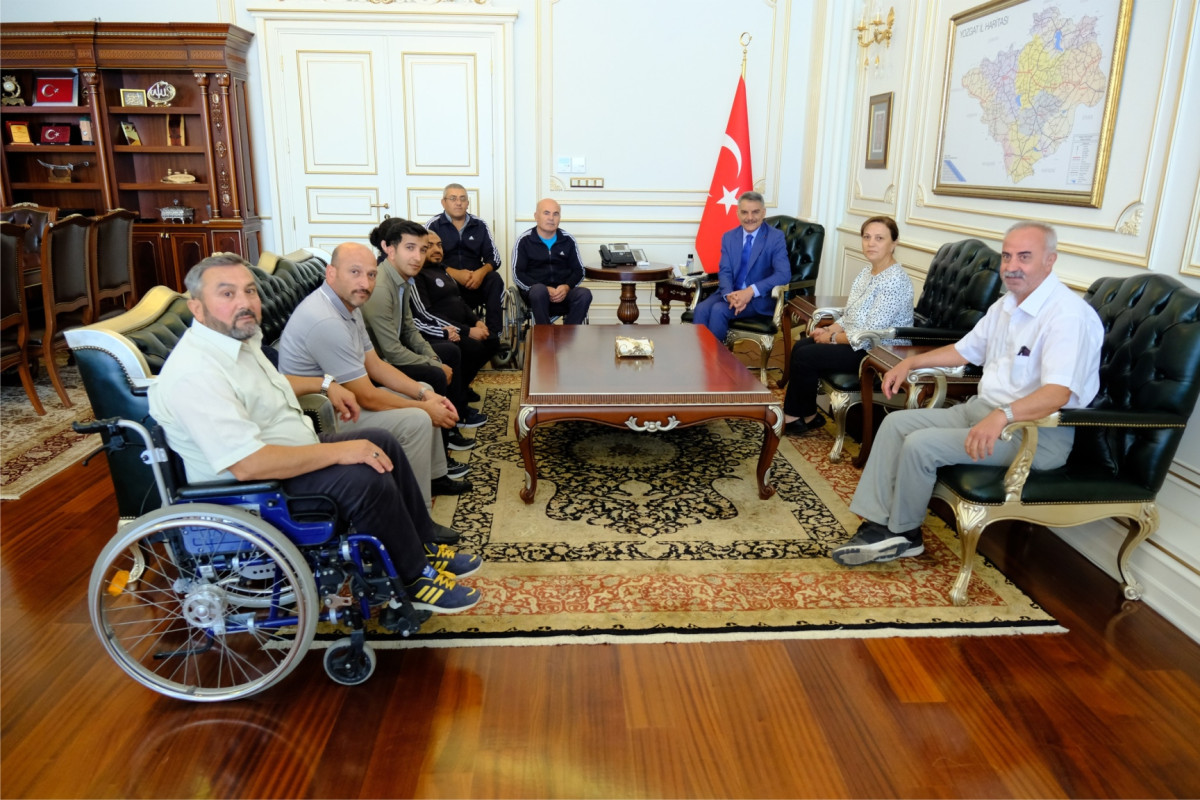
left=511, top=198, right=592, bottom=325
left=411, top=229, right=499, bottom=417
left=425, top=183, right=505, bottom=337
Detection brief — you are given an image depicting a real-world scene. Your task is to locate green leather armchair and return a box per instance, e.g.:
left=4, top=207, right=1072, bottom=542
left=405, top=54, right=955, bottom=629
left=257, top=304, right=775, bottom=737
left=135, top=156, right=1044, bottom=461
left=933, top=273, right=1200, bottom=606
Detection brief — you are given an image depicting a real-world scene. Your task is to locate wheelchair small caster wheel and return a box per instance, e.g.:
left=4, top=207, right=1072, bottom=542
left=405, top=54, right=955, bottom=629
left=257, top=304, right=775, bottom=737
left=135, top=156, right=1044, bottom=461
left=324, top=637, right=376, bottom=686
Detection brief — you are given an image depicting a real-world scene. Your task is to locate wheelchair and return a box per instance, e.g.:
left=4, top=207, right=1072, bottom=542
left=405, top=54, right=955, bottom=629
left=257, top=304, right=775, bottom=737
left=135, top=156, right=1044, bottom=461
left=74, top=416, right=430, bottom=702
left=495, top=285, right=589, bottom=370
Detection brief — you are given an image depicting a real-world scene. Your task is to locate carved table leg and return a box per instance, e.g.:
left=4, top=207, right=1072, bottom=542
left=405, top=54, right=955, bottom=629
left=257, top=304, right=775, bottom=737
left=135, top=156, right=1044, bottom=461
left=755, top=405, right=783, bottom=499
left=617, top=282, right=640, bottom=324
left=516, top=406, right=538, bottom=503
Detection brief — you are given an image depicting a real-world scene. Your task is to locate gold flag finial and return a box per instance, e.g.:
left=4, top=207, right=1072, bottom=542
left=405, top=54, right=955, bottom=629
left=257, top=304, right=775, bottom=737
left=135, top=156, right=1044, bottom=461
left=740, top=32, right=752, bottom=78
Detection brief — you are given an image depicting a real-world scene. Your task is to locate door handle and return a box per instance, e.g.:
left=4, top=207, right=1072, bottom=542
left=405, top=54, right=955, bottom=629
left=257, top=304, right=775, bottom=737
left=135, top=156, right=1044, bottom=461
left=370, top=202, right=390, bottom=209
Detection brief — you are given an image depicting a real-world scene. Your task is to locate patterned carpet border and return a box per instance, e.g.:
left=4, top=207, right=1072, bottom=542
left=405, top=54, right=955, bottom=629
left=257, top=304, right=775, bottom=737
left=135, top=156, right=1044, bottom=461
left=317, top=370, right=1064, bottom=648
left=1, top=358, right=94, bottom=501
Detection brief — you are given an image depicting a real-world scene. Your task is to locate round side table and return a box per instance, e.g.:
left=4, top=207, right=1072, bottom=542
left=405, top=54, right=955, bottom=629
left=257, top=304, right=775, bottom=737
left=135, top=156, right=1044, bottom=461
left=584, top=263, right=674, bottom=324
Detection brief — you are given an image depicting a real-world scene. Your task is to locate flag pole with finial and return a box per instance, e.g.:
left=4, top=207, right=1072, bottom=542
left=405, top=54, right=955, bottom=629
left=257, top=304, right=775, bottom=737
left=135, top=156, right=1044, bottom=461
left=694, top=33, right=755, bottom=272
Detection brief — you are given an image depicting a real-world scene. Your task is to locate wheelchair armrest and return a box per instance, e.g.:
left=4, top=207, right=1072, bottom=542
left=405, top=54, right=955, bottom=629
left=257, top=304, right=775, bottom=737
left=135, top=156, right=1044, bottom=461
left=177, top=480, right=283, bottom=500
left=299, top=393, right=339, bottom=434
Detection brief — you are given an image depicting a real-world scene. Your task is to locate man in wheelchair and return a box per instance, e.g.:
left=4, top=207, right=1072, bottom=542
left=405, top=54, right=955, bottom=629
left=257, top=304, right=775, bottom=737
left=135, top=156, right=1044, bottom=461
left=148, top=254, right=484, bottom=616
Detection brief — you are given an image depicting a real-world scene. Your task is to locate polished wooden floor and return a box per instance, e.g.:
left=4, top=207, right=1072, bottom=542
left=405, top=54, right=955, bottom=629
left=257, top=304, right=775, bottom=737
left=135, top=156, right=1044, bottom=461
left=3, top=453, right=1199, bottom=799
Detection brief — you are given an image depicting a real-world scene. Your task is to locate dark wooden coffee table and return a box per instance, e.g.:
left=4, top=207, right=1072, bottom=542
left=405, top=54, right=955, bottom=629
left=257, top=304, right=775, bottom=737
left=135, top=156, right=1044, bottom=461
left=516, top=324, right=782, bottom=503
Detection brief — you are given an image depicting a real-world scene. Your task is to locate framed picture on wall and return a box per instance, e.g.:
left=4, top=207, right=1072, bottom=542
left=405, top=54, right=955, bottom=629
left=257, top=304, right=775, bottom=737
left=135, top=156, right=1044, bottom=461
left=932, top=0, right=1133, bottom=207
left=865, top=92, right=892, bottom=169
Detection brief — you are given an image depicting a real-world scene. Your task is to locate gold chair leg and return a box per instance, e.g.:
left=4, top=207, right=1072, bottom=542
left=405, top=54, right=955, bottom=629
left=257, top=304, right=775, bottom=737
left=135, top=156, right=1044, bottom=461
left=827, top=390, right=854, bottom=463
left=1117, top=503, right=1158, bottom=601
left=950, top=500, right=989, bottom=607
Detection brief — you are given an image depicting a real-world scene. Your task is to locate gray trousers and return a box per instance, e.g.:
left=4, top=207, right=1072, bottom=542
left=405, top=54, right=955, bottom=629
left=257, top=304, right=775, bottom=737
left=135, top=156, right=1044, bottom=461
left=849, top=396, right=1075, bottom=534
left=337, top=384, right=448, bottom=511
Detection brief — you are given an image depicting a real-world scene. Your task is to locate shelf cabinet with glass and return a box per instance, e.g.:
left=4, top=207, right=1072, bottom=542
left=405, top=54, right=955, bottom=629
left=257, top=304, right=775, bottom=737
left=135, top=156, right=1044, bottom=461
left=0, top=22, right=261, bottom=291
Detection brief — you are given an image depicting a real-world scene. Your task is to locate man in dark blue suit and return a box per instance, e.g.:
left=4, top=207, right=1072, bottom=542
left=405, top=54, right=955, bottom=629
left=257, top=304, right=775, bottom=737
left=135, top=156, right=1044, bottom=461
left=693, top=191, right=791, bottom=341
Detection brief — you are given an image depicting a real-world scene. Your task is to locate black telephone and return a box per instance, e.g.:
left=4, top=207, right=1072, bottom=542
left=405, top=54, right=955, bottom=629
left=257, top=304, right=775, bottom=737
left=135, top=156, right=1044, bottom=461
left=600, top=244, right=637, bottom=266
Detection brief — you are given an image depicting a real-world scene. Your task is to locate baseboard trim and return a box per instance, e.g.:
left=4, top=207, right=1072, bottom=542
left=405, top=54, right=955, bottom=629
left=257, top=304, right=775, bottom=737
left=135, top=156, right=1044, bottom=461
left=1053, top=519, right=1200, bottom=645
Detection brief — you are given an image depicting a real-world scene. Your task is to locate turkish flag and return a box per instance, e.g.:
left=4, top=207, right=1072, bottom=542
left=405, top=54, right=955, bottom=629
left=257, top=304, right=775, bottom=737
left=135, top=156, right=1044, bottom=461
left=695, top=76, right=752, bottom=273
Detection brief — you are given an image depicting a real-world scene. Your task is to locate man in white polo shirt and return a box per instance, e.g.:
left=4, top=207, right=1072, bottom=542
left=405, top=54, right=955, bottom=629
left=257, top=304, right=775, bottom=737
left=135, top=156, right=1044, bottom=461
left=278, top=242, right=470, bottom=508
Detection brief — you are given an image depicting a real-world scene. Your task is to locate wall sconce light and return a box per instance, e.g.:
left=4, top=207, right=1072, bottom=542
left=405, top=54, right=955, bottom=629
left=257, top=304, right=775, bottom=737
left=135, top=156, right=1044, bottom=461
left=855, top=2, right=895, bottom=68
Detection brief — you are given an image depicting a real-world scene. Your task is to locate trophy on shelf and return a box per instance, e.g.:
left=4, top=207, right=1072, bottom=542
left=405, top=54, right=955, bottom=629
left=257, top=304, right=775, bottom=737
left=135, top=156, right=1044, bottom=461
left=159, top=198, right=195, bottom=224
left=161, top=168, right=197, bottom=184
left=146, top=80, right=176, bottom=107
left=2, top=76, right=24, bottom=106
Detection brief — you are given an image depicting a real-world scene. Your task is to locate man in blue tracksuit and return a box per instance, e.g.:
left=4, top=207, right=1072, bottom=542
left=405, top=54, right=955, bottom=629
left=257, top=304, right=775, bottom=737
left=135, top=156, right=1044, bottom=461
left=511, top=198, right=592, bottom=325
left=425, top=183, right=505, bottom=337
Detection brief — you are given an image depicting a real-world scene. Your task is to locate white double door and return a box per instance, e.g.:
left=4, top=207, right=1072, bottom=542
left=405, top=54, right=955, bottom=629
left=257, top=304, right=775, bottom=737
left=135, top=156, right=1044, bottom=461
left=263, top=20, right=508, bottom=257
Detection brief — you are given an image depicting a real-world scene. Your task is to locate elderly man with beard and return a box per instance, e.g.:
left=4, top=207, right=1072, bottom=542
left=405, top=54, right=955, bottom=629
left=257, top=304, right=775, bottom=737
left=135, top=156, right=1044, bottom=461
left=278, top=242, right=472, bottom=507
left=833, top=221, right=1104, bottom=567
left=148, top=254, right=482, bottom=614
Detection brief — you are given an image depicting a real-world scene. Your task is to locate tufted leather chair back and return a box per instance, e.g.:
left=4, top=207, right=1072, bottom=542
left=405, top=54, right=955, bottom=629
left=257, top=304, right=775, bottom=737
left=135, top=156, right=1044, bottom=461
left=1069, top=274, right=1200, bottom=492
left=763, top=215, right=824, bottom=297
left=123, top=295, right=194, bottom=374
left=1, top=203, right=57, bottom=280
left=254, top=255, right=326, bottom=345
left=911, top=239, right=1003, bottom=334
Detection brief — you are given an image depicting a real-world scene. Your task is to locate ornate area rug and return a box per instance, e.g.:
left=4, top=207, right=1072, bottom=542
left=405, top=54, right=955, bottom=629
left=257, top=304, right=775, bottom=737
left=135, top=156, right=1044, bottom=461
left=321, top=371, right=1062, bottom=647
left=0, top=358, right=94, bottom=500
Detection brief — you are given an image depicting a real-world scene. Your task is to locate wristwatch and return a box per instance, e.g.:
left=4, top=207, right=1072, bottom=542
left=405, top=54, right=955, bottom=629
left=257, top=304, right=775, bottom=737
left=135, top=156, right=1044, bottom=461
left=320, top=374, right=334, bottom=396
left=1000, top=404, right=1015, bottom=423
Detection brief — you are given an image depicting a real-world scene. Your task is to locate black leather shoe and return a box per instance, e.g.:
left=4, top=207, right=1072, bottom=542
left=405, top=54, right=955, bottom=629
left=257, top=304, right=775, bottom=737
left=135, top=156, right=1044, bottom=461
left=783, top=412, right=826, bottom=436
left=429, top=523, right=461, bottom=544
left=431, top=475, right=472, bottom=496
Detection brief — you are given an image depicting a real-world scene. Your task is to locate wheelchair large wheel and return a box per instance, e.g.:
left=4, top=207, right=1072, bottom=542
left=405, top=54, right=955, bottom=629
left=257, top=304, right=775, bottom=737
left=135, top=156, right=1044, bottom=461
left=89, top=504, right=319, bottom=702
left=499, top=287, right=527, bottom=370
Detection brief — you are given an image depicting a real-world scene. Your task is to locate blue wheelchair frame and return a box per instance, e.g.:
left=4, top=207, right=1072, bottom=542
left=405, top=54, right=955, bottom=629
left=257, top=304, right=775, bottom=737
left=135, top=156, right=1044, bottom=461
left=76, top=416, right=428, bottom=701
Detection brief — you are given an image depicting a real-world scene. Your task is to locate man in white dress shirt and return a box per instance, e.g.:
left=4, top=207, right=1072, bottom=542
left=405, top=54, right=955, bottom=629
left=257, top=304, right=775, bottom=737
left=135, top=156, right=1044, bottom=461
left=835, top=221, right=1104, bottom=566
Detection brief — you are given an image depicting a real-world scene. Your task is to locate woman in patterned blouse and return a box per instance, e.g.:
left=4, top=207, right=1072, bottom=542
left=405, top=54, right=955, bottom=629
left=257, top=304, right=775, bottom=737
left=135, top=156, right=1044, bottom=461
left=782, top=216, right=914, bottom=435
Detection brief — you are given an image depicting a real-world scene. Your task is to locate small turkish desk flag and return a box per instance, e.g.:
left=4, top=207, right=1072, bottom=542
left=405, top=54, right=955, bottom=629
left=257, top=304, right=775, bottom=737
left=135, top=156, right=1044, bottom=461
left=695, top=75, right=752, bottom=273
